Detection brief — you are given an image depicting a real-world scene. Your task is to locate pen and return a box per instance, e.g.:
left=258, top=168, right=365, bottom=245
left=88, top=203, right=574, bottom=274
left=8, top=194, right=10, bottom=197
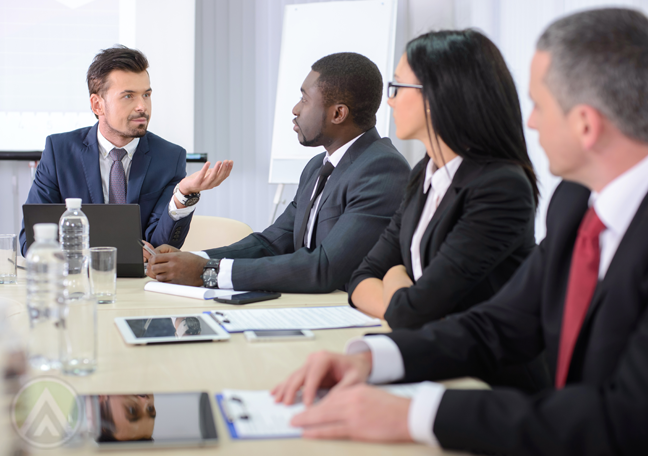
left=138, top=239, right=156, bottom=257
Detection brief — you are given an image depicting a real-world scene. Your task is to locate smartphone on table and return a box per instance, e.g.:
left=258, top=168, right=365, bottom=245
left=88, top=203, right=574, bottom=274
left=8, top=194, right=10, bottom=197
left=214, top=291, right=281, bottom=305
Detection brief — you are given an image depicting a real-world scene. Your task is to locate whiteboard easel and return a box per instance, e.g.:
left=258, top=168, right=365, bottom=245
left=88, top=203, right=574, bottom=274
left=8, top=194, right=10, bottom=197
left=268, top=0, right=399, bottom=223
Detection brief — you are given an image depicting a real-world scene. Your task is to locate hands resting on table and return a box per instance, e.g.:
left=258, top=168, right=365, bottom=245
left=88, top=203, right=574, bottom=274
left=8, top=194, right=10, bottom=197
left=271, top=351, right=413, bottom=443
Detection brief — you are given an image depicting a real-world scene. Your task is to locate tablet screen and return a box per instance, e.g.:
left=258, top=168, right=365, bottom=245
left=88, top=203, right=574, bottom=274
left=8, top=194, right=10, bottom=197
left=125, top=316, right=217, bottom=339
left=82, top=392, right=217, bottom=447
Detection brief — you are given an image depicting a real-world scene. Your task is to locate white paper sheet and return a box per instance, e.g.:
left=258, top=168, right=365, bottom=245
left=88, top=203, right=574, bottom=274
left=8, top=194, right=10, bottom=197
left=144, top=282, right=246, bottom=300
left=219, top=384, right=423, bottom=439
left=209, top=306, right=382, bottom=332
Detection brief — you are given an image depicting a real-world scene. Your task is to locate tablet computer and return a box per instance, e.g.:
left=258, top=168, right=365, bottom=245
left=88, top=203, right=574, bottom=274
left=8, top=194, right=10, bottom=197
left=115, top=314, right=229, bottom=345
left=76, top=392, right=218, bottom=449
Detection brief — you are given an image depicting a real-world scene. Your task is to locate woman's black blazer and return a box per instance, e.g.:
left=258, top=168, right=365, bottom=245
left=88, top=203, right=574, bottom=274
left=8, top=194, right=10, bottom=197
left=349, top=156, right=537, bottom=330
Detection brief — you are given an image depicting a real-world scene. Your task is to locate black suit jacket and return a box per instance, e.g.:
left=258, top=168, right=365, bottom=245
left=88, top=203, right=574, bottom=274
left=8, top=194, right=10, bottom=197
left=349, top=157, right=536, bottom=329
left=204, top=128, right=410, bottom=293
left=387, top=181, right=648, bottom=455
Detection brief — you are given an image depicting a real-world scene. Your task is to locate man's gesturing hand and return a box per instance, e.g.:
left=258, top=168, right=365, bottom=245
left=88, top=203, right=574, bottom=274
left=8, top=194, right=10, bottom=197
left=178, top=160, right=234, bottom=195
left=146, top=245, right=207, bottom=286
left=291, top=384, right=413, bottom=443
left=271, top=351, right=372, bottom=406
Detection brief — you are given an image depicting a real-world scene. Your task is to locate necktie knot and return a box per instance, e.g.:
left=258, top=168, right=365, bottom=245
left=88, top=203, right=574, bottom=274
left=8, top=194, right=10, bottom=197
left=319, top=161, right=335, bottom=179
left=580, top=206, right=606, bottom=239
left=110, top=148, right=127, bottom=162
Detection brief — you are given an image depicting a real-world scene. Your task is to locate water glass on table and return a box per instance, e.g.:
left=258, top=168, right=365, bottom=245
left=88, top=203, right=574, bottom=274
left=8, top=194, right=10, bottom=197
left=60, top=293, right=97, bottom=376
left=89, top=247, right=117, bottom=304
left=0, top=234, right=17, bottom=284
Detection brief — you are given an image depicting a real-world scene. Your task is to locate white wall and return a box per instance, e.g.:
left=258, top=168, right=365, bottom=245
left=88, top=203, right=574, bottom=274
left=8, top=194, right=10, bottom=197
left=0, top=0, right=196, bottom=243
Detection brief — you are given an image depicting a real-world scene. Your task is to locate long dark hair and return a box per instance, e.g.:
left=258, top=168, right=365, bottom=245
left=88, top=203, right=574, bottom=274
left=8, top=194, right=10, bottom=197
left=403, top=29, right=539, bottom=206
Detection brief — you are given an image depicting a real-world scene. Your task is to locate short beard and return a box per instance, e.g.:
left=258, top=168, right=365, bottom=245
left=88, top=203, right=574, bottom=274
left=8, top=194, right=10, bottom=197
left=296, top=112, right=327, bottom=147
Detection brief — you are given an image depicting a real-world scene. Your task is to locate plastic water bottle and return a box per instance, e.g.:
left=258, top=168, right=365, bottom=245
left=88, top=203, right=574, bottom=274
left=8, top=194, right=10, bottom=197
left=59, top=198, right=90, bottom=298
left=25, top=223, right=68, bottom=371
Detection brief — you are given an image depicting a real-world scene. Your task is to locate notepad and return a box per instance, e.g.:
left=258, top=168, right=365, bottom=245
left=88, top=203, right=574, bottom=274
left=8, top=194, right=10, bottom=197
left=144, top=282, right=247, bottom=300
left=206, top=306, right=382, bottom=332
left=216, top=384, right=424, bottom=440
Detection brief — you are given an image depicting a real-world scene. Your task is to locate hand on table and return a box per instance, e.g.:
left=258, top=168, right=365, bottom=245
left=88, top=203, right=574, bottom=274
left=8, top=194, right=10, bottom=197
left=291, top=384, right=413, bottom=443
left=383, top=265, right=414, bottom=306
left=146, top=244, right=206, bottom=286
left=177, top=160, right=233, bottom=198
left=272, top=350, right=372, bottom=406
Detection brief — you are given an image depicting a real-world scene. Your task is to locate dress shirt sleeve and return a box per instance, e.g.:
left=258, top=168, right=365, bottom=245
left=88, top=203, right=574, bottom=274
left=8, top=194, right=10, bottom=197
left=217, top=258, right=235, bottom=290
left=408, top=382, right=444, bottom=446
left=189, top=252, right=234, bottom=289
left=167, top=196, right=197, bottom=221
left=345, top=335, right=405, bottom=384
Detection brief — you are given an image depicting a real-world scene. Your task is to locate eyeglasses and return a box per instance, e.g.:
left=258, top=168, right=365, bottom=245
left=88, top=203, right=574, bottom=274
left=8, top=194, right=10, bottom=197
left=387, top=82, right=423, bottom=98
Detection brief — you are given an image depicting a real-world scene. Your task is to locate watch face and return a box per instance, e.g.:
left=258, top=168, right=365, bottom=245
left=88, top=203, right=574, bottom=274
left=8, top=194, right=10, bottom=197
left=202, top=268, right=218, bottom=288
left=184, top=195, right=200, bottom=207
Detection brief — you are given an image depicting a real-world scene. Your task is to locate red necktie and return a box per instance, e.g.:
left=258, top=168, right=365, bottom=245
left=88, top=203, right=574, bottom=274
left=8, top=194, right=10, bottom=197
left=555, top=206, right=606, bottom=388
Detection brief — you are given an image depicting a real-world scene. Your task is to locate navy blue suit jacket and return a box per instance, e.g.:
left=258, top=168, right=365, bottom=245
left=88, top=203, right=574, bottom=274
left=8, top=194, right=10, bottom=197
left=19, top=123, right=192, bottom=256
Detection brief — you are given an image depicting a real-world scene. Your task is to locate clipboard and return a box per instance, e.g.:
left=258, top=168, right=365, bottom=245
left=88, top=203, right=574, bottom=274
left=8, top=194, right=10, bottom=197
left=215, top=393, right=301, bottom=440
left=204, top=306, right=382, bottom=333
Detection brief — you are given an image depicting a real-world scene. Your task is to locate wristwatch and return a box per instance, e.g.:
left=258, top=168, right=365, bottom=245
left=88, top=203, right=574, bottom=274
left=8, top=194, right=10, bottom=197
left=202, top=259, right=221, bottom=288
left=173, top=184, right=201, bottom=207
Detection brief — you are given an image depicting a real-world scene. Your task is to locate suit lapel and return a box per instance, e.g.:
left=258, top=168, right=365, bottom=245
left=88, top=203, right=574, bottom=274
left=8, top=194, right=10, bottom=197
left=316, top=128, right=380, bottom=210
left=580, top=190, right=648, bottom=331
left=293, top=167, right=321, bottom=250
left=80, top=124, right=104, bottom=203
left=401, top=187, right=428, bottom=275
left=294, top=128, right=380, bottom=250
left=419, top=159, right=484, bottom=265
left=127, top=134, right=151, bottom=204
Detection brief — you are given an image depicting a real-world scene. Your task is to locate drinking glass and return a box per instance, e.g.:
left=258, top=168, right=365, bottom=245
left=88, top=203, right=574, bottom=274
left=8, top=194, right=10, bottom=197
left=89, top=247, right=117, bottom=304
left=0, top=235, right=17, bottom=284
left=60, top=294, right=97, bottom=376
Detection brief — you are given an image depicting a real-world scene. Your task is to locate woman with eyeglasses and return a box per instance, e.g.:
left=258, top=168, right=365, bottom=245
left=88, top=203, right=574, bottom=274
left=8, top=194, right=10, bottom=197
left=349, top=30, right=539, bottom=332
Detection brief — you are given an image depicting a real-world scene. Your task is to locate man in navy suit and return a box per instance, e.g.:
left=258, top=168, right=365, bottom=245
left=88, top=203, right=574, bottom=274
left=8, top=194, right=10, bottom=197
left=19, top=46, right=232, bottom=256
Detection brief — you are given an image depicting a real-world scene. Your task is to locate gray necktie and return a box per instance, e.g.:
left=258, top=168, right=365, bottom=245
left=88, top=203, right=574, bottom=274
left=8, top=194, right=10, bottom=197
left=109, top=148, right=127, bottom=204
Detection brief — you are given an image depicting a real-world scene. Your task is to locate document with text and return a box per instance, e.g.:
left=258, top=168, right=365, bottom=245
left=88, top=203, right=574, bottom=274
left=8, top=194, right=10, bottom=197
left=206, top=306, right=381, bottom=332
left=217, top=384, right=424, bottom=439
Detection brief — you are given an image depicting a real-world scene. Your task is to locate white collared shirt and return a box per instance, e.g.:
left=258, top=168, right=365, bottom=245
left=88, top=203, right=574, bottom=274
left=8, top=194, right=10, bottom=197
left=349, top=153, right=648, bottom=447
left=96, top=127, right=194, bottom=221
left=199, top=133, right=364, bottom=290
left=410, top=156, right=463, bottom=280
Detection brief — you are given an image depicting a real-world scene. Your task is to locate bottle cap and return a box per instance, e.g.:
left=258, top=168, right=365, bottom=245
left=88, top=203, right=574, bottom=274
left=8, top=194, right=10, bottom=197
left=33, top=223, right=58, bottom=241
left=65, top=198, right=82, bottom=209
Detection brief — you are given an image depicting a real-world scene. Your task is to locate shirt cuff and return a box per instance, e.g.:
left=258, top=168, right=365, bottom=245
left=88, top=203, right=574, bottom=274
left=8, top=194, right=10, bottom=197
left=217, top=258, right=234, bottom=290
left=189, top=252, right=234, bottom=290
left=168, top=196, right=197, bottom=221
left=345, top=335, right=405, bottom=384
left=408, top=382, right=445, bottom=447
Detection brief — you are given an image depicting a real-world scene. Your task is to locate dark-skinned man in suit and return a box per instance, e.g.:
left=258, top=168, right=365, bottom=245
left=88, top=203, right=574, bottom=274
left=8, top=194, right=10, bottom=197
left=145, top=53, right=410, bottom=293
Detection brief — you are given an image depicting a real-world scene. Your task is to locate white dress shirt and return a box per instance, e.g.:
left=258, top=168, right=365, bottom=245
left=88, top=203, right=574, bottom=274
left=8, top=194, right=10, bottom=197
left=204, top=133, right=364, bottom=290
left=410, top=156, right=463, bottom=280
left=97, top=128, right=195, bottom=221
left=347, top=153, right=648, bottom=447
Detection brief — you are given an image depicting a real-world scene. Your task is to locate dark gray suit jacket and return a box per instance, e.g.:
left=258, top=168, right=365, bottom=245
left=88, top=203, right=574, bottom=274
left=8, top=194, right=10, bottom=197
left=204, top=128, right=410, bottom=293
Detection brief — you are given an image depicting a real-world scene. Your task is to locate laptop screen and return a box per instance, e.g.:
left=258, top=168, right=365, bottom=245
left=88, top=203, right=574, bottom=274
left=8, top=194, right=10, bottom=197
left=23, top=204, right=145, bottom=278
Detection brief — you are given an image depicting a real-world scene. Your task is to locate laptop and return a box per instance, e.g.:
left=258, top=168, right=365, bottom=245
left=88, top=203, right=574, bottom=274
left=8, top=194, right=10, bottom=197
left=23, top=204, right=146, bottom=278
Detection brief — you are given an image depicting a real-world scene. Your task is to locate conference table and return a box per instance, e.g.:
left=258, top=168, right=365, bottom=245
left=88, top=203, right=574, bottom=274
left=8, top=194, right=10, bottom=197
left=1, top=270, right=478, bottom=456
